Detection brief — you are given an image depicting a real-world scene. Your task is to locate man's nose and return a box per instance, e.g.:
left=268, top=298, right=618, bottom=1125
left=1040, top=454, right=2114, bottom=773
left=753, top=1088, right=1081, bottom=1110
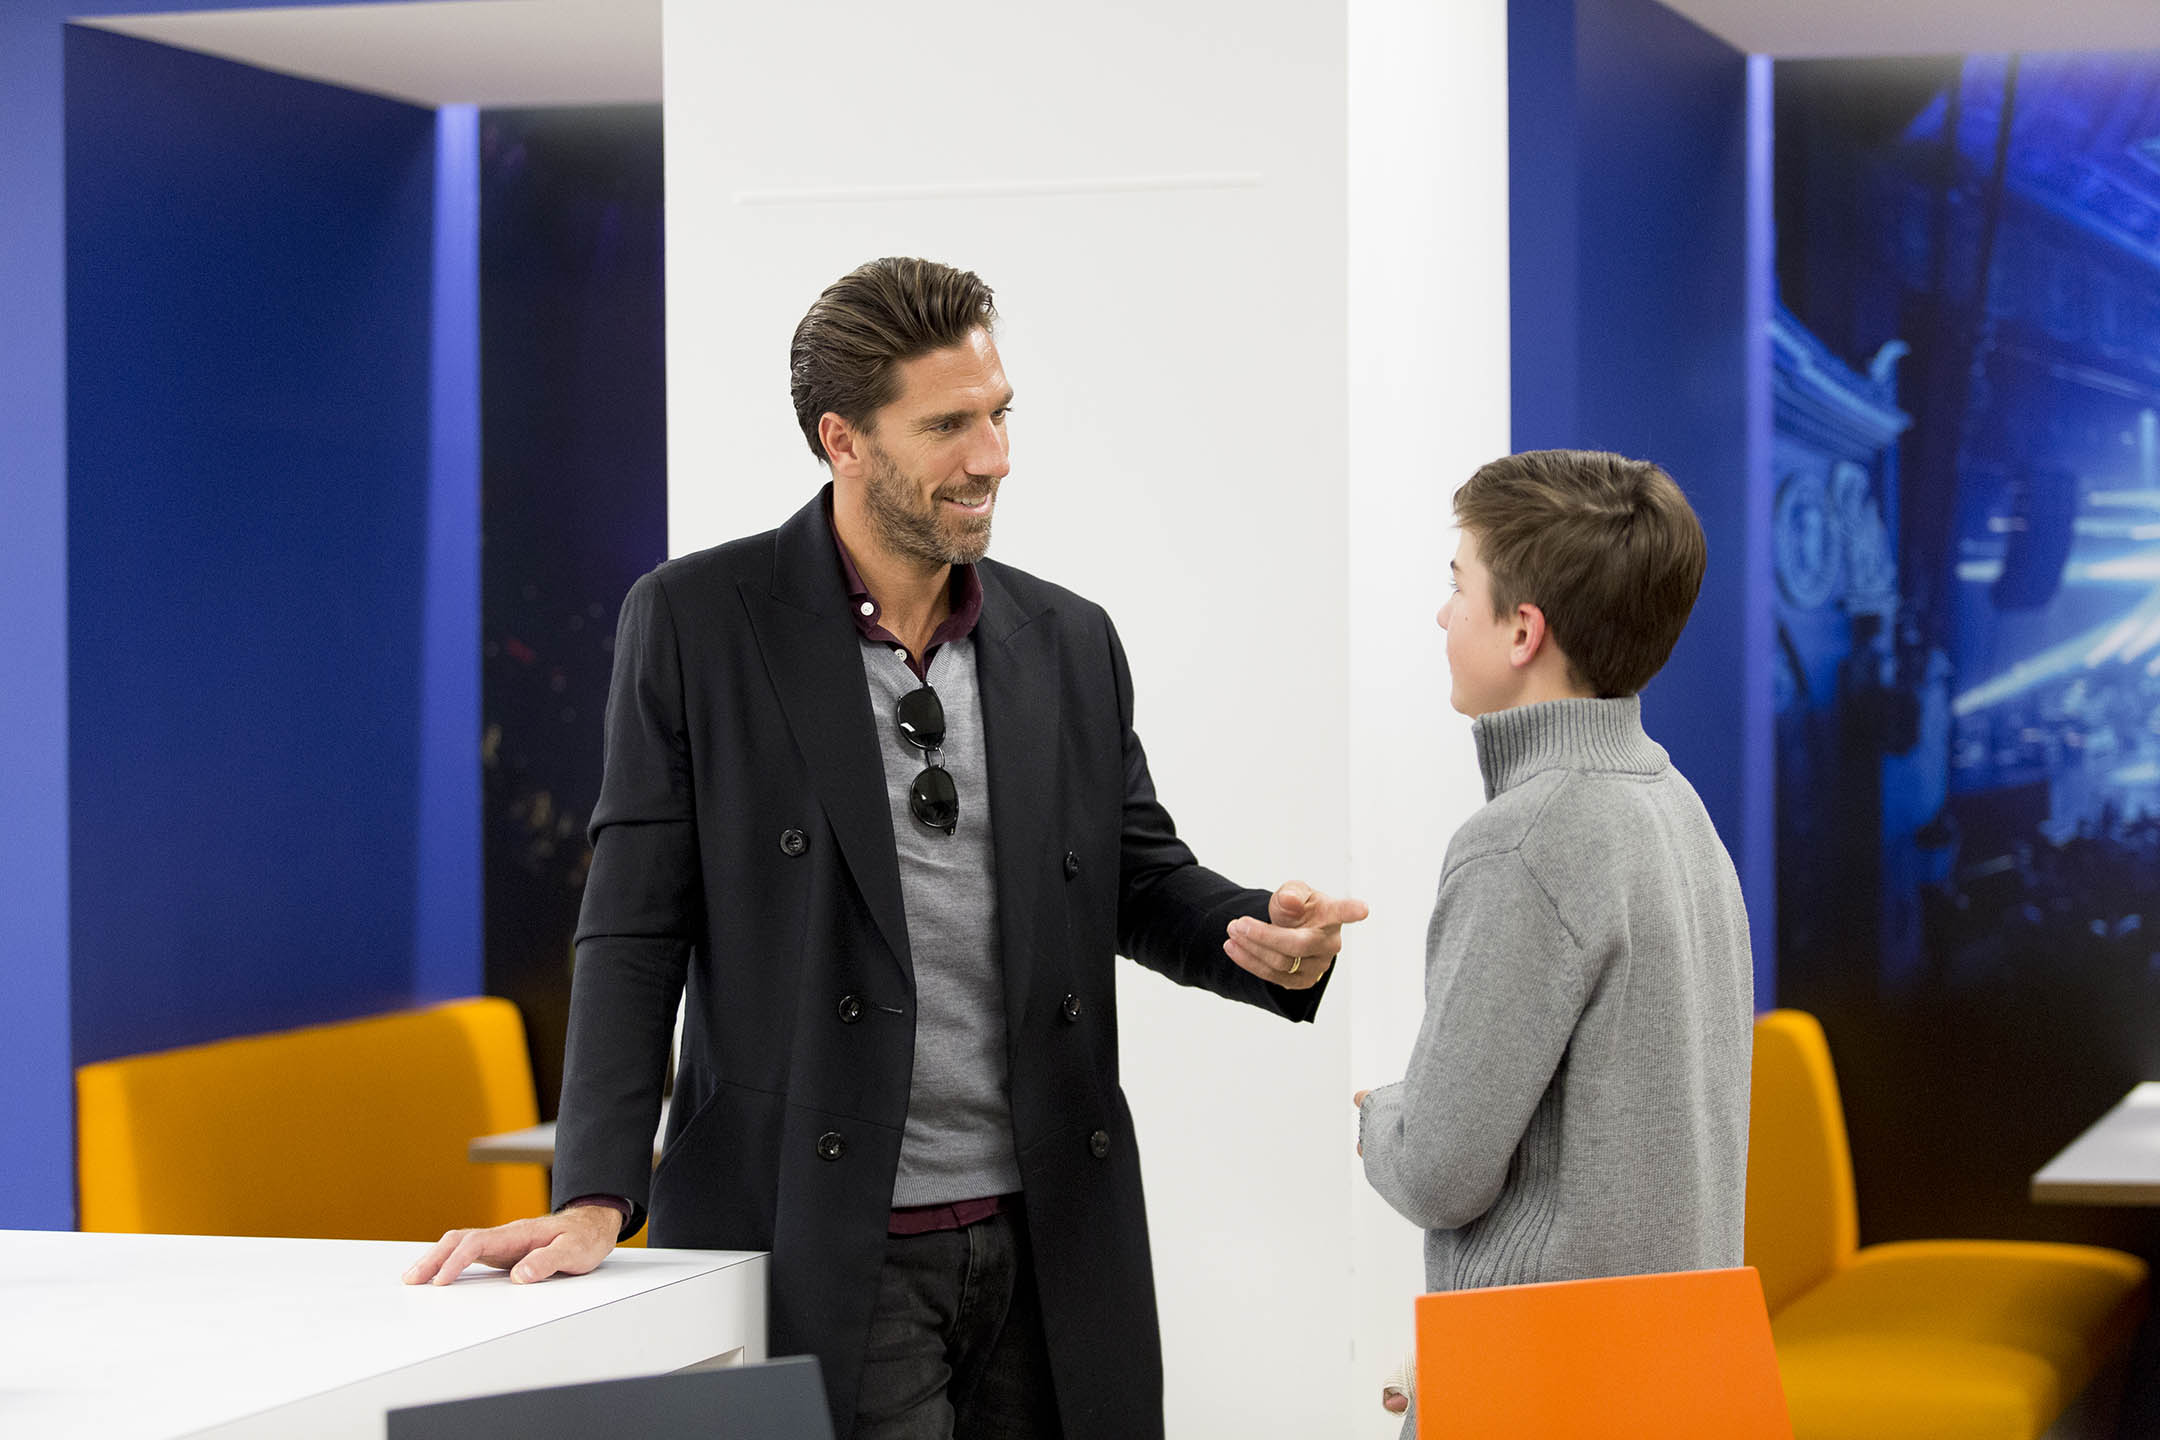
left=967, top=419, right=1011, bottom=479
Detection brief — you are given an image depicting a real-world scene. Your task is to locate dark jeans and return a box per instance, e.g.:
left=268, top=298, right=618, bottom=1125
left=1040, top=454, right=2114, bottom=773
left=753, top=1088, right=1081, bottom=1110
left=852, top=1208, right=1064, bottom=1440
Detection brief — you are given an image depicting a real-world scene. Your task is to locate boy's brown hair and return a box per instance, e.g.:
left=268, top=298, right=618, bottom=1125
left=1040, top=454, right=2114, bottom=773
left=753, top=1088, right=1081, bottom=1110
left=1453, top=449, right=1706, bottom=698
left=789, top=257, right=998, bottom=464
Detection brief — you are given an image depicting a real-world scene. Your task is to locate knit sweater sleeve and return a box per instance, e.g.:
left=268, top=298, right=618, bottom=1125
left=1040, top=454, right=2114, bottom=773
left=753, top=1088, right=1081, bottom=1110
left=1360, top=847, right=1590, bottom=1232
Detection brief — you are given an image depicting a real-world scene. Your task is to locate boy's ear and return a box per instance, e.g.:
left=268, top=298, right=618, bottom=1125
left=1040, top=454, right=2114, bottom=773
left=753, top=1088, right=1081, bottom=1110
left=1509, top=603, right=1549, bottom=671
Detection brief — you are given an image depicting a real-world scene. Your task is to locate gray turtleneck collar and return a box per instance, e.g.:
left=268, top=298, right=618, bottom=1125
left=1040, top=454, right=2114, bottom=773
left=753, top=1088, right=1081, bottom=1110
left=1470, top=694, right=1669, bottom=802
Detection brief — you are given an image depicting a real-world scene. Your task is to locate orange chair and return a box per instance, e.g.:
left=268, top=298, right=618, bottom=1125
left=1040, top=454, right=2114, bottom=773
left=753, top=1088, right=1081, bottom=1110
left=1747, top=1009, right=2148, bottom=1440
left=78, top=997, right=549, bottom=1241
left=1413, top=1266, right=1794, bottom=1439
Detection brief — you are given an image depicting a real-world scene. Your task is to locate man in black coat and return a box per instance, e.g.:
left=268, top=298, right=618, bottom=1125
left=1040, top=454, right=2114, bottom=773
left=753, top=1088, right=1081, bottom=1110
left=407, top=257, right=1367, bottom=1439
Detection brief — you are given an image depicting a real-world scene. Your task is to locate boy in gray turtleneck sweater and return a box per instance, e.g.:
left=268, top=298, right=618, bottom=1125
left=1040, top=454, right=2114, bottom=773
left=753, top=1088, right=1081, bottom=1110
left=1356, top=450, right=1754, bottom=1424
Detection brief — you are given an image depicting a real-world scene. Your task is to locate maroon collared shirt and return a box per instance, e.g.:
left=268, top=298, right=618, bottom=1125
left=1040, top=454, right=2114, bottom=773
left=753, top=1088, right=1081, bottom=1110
left=828, top=498, right=984, bottom=678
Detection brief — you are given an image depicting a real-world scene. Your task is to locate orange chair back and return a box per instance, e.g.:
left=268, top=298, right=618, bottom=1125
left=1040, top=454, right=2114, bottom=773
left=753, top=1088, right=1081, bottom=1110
left=78, top=997, right=548, bottom=1241
left=1414, top=1266, right=1792, bottom=1439
left=1744, top=1009, right=1859, bottom=1314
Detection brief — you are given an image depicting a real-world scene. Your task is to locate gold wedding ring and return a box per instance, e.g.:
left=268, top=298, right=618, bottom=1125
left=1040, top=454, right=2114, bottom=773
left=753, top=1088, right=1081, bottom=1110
left=1287, top=955, right=1303, bottom=976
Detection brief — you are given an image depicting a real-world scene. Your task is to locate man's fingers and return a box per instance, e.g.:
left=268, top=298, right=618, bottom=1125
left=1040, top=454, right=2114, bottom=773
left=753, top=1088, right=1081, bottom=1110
left=428, top=1230, right=486, bottom=1285
left=1307, top=893, right=1371, bottom=927
left=512, top=1235, right=572, bottom=1284
left=1232, top=917, right=1335, bottom=960
left=407, top=1216, right=599, bottom=1288
left=1382, top=1390, right=1410, bottom=1415
left=432, top=1220, right=540, bottom=1283
left=1271, top=882, right=1314, bottom=923
left=403, top=1230, right=464, bottom=1285
left=1269, top=885, right=1370, bottom=931
left=1223, top=934, right=1328, bottom=989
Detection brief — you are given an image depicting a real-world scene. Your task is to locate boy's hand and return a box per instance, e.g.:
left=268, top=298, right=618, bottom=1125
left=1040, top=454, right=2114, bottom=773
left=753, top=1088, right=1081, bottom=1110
left=1222, top=882, right=1370, bottom=990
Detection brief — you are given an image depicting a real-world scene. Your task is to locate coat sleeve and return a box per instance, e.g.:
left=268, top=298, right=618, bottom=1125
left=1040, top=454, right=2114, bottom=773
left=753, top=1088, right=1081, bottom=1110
left=1106, top=616, right=1327, bottom=1022
left=1359, top=851, right=1589, bottom=1231
left=552, top=570, right=704, bottom=1237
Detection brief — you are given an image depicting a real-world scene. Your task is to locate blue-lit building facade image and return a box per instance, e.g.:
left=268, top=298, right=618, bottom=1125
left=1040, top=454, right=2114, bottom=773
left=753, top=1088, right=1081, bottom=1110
left=1775, top=52, right=2160, bottom=1247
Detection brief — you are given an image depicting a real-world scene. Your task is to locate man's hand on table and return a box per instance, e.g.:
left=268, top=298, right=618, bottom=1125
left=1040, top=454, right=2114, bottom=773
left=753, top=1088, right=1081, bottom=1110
left=402, top=1203, right=620, bottom=1286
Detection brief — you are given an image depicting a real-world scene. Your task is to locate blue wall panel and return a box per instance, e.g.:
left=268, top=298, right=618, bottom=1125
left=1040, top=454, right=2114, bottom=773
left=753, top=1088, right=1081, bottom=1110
left=0, top=2, right=76, bottom=1232
left=1508, top=0, right=1773, bottom=999
left=66, top=26, right=444, bottom=1062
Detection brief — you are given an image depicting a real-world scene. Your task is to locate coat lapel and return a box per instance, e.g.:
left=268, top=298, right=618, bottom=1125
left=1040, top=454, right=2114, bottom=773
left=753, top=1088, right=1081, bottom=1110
left=974, top=561, right=1060, bottom=1040
left=741, top=493, right=913, bottom=980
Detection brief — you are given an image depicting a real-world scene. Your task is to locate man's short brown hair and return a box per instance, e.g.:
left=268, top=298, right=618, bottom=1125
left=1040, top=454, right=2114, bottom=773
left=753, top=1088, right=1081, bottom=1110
left=1453, top=450, right=1707, bottom=698
left=789, top=257, right=998, bottom=463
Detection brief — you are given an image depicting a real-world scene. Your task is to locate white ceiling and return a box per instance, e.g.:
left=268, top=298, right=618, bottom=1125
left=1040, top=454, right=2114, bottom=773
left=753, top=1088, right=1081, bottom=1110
left=74, top=0, right=660, bottom=108
left=1659, top=0, right=2160, bottom=58
left=67, top=0, right=2160, bottom=112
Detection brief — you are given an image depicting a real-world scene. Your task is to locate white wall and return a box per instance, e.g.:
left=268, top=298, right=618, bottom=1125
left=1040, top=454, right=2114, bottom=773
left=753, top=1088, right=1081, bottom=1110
left=663, top=2, right=1506, bottom=1432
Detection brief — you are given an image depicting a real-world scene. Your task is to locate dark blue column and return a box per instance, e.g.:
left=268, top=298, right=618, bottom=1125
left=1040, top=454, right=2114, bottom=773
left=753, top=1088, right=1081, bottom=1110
left=1508, top=0, right=1774, bottom=1001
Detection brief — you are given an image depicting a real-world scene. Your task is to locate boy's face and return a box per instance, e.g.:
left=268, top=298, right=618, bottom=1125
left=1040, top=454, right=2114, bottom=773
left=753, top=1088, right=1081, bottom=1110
left=1437, top=529, right=1524, bottom=717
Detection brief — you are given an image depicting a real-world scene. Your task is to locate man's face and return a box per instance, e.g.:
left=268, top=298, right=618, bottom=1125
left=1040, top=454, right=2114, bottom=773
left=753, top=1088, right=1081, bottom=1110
left=857, top=328, right=1013, bottom=568
left=1436, top=529, right=1522, bottom=718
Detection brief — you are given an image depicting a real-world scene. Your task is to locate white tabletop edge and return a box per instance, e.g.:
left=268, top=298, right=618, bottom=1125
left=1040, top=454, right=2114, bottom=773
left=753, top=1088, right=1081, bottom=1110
left=2031, top=1082, right=2160, bottom=1203
left=173, top=1249, right=766, bottom=1438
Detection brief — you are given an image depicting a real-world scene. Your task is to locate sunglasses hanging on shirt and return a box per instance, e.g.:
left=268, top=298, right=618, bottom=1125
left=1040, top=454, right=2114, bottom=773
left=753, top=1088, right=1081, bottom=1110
left=896, top=684, right=959, bottom=835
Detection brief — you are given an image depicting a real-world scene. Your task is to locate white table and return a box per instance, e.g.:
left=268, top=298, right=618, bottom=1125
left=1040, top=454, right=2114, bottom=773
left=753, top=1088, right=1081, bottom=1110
left=468, top=1099, right=671, bottom=1167
left=2031, top=1082, right=2160, bottom=1204
left=0, top=1229, right=765, bottom=1439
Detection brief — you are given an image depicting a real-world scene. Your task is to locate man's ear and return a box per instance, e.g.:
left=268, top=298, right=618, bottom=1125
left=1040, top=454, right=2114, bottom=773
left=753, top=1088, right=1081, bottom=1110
left=819, top=412, right=866, bottom=474
left=1509, top=603, right=1550, bottom=671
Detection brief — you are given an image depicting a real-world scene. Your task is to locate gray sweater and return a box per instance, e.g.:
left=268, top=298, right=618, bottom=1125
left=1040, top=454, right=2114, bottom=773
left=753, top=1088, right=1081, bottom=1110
left=1359, top=695, right=1753, bottom=1296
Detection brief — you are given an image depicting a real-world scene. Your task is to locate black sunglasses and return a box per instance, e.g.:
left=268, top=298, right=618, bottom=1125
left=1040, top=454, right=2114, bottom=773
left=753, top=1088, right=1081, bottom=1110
left=896, top=684, right=959, bottom=835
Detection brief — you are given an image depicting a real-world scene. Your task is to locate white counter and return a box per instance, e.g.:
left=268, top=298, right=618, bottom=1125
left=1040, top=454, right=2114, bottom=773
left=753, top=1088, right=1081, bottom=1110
left=0, top=1229, right=766, bottom=1439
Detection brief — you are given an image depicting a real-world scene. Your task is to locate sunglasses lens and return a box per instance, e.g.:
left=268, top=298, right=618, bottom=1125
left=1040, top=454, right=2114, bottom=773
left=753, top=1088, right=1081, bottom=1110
left=910, top=765, right=959, bottom=834
left=896, top=685, right=946, bottom=750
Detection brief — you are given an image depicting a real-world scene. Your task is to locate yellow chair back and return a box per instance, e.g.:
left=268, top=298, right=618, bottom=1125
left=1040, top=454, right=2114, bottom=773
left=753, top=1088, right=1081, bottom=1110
left=1744, top=1008, right=1860, bottom=1315
left=78, top=997, right=549, bottom=1241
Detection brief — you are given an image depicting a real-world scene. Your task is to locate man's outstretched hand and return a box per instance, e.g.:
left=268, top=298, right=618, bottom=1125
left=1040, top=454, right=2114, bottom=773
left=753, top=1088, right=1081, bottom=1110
left=1222, top=882, right=1370, bottom=991
left=402, top=1203, right=620, bottom=1286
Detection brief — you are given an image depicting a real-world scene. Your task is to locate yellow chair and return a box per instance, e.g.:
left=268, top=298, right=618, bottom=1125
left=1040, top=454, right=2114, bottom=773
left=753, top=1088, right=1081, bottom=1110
left=78, top=997, right=549, bottom=1242
left=1746, top=1009, right=2147, bottom=1440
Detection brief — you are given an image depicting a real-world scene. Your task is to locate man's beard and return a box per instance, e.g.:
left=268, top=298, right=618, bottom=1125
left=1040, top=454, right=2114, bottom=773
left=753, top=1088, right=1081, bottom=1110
left=861, top=441, right=997, bottom=567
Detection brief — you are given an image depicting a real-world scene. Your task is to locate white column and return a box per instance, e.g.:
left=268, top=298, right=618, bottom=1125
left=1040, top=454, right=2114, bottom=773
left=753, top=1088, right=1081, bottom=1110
left=1347, top=0, right=1512, bottom=1430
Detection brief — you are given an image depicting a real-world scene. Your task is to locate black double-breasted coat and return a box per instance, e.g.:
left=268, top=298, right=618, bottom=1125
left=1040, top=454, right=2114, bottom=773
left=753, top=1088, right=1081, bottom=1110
left=552, top=489, right=1327, bottom=1438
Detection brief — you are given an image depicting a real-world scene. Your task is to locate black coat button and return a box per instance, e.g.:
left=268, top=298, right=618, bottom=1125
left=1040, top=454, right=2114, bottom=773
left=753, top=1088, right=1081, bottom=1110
left=817, top=1131, right=846, bottom=1161
left=837, top=994, right=865, bottom=1024
left=1061, top=993, right=1082, bottom=1023
left=780, top=829, right=808, bottom=857
left=1089, top=1129, right=1110, bottom=1159
left=1063, top=851, right=1080, bottom=880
